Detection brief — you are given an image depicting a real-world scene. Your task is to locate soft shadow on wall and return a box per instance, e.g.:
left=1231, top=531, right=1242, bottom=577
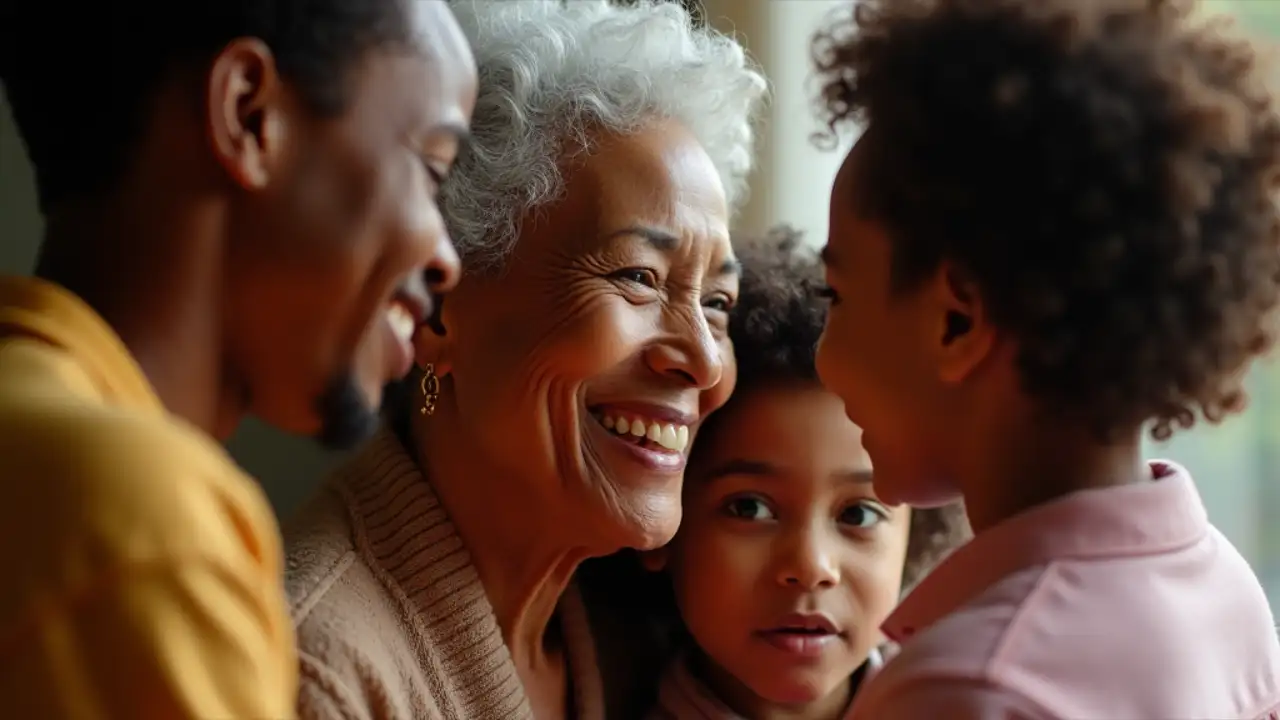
left=0, top=88, right=345, bottom=519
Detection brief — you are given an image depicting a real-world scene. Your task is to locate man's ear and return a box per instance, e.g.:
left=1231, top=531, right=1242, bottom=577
left=931, top=262, right=994, bottom=385
left=206, top=37, right=290, bottom=190
left=638, top=546, right=668, bottom=573
left=414, top=296, right=454, bottom=377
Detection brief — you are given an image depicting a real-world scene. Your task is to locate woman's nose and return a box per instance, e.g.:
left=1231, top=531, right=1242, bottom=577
left=643, top=309, right=725, bottom=389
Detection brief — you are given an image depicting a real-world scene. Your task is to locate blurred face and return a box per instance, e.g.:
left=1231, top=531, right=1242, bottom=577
left=418, top=119, right=738, bottom=550
left=816, top=140, right=964, bottom=506
left=667, top=383, right=910, bottom=715
left=215, top=1, right=478, bottom=448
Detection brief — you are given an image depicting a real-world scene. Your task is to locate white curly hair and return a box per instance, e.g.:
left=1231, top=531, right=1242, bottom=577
left=443, top=0, right=769, bottom=273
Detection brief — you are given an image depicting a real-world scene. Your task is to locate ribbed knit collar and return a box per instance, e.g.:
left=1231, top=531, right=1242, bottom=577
left=334, top=427, right=604, bottom=719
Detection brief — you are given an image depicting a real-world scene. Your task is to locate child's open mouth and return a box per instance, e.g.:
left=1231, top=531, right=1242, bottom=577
left=756, top=628, right=841, bottom=658
left=755, top=613, right=844, bottom=658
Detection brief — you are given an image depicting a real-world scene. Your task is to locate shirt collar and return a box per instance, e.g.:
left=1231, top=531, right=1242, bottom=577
left=0, top=275, right=163, bottom=412
left=883, top=462, right=1208, bottom=643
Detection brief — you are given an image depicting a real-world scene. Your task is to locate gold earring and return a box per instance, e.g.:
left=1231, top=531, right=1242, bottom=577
left=419, top=363, right=440, bottom=416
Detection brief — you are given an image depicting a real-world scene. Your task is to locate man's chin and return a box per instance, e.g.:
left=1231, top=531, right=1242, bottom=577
left=314, top=372, right=381, bottom=451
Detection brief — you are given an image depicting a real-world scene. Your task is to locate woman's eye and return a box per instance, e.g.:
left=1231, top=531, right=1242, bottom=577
left=612, top=268, right=659, bottom=288
left=816, top=285, right=840, bottom=305
left=722, top=496, right=775, bottom=522
left=839, top=503, right=886, bottom=528
left=703, top=294, right=735, bottom=313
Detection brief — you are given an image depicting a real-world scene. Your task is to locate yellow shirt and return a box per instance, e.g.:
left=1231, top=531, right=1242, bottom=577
left=0, top=277, right=297, bottom=719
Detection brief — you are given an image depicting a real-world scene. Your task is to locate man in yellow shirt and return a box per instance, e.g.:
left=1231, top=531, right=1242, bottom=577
left=0, top=2, right=477, bottom=718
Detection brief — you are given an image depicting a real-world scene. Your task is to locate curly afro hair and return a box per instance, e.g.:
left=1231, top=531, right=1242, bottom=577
left=729, top=226, right=830, bottom=387
left=726, top=227, right=970, bottom=590
left=812, top=0, right=1280, bottom=441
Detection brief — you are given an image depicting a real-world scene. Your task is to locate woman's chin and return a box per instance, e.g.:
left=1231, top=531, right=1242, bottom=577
left=630, top=493, right=683, bottom=550
left=597, top=480, right=683, bottom=551
left=578, top=417, right=687, bottom=548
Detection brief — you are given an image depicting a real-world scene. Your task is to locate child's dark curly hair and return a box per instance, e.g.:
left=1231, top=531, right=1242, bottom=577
left=812, top=0, right=1280, bottom=441
left=727, top=226, right=970, bottom=590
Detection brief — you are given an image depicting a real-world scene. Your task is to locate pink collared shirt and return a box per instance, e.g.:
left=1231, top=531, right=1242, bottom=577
left=850, top=462, right=1280, bottom=720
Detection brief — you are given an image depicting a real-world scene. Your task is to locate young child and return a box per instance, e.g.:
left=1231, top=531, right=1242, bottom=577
left=810, top=1, right=1280, bottom=718
left=644, top=228, right=969, bottom=720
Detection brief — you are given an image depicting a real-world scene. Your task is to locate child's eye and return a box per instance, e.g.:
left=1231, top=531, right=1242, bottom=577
left=722, top=495, right=775, bottom=522
left=839, top=502, right=887, bottom=528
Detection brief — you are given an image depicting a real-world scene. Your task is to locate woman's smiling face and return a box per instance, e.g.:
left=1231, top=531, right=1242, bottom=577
left=416, top=118, right=739, bottom=550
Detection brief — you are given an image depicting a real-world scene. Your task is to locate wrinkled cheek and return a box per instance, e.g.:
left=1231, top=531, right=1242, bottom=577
left=521, top=374, right=574, bottom=473
left=578, top=431, right=608, bottom=488
left=570, top=408, right=607, bottom=491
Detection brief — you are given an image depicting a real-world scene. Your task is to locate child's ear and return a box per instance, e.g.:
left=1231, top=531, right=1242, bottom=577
left=638, top=546, right=668, bottom=572
left=930, top=261, right=994, bottom=384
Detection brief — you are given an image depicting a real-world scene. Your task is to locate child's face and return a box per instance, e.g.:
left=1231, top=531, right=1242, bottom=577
left=666, top=382, right=912, bottom=710
left=815, top=138, right=977, bottom=507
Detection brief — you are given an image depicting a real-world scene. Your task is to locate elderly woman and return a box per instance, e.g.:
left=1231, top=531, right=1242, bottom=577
left=283, top=0, right=767, bottom=718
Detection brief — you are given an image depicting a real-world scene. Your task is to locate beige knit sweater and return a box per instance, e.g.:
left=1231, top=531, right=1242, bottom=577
left=283, top=428, right=607, bottom=720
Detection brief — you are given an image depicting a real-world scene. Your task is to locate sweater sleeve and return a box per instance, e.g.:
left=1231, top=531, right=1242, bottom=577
left=298, top=652, right=370, bottom=720
left=0, top=559, right=295, bottom=720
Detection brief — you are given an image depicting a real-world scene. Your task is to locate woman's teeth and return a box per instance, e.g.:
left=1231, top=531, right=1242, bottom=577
left=387, top=302, right=416, bottom=345
left=599, top=414, right=690, bottom=452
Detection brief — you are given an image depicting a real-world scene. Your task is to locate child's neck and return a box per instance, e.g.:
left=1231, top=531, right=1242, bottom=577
left=695, top=651, right=855, bottom=720
left=961, top=420, right=1148, bottom=534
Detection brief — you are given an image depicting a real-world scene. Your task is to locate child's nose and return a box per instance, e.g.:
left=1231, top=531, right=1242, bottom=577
left=778, top=530, right=841, bottom=589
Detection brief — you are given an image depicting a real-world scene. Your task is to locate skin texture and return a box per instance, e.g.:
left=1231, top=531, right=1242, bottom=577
left=35, top=1, right=477, bottom=448
left=410, top=119, right=740, bottom=718
left=814, top=145, right=968, bottom=510
left=817, top=138, right=1147, bottom=531
left=660, top=382, right=910, bottom=720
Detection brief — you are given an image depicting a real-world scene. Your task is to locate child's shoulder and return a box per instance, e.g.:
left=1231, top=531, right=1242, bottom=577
left=871, top=538, right=1280, bottom=719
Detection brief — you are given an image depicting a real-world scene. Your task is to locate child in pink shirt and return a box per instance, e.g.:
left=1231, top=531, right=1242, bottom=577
left=810, top=1, right=1280, bottom=718
left=643, top=230, right=969, bottom=719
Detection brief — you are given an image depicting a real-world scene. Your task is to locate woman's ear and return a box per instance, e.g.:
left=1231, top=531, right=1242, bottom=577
left=638, top=546, right=669, bottom=572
